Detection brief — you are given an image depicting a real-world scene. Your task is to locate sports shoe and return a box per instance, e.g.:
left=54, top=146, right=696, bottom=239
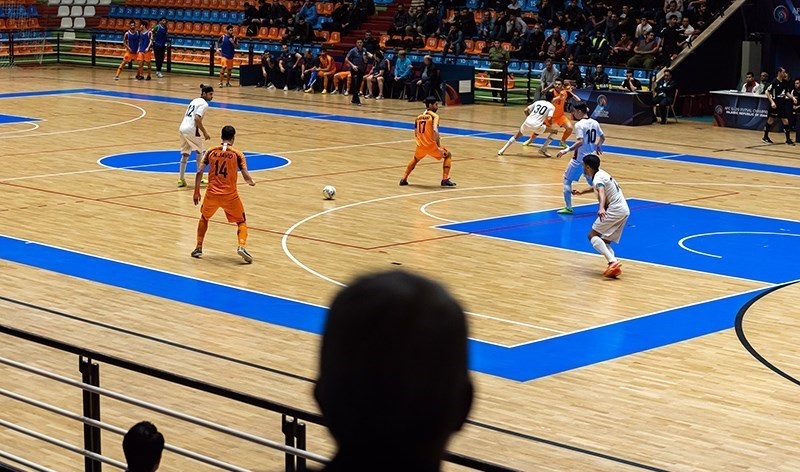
left=177, top=179, right=187, bottom=187
left=497, top=149, right=505, bottom=156
left=556, top=207, right=573, bottom=215
left=603, top=261, right=622, bottom=278
left=787, top=139, right=795, bottom=146
left=146, top=75, right=151, bottom=81
left=219, top=82, right=224, bottom=86
left=283, top=85, right=289, bottom=91
left=156, top=71, right=163, bottom=78
left=364, top=94, right=372, bottom=98
left=441, top=178, right=457, bottom=187
left=376, top=95, right=384, bottom=100
left=237, top=246, right=253, bottom=263
left=330, top=90, right=339, bottom=95
left=191, top=247, right=203, bottom=258
left=538, top=148, right=551, bottom=158
left=343, top=91, right=349, bottom=96
left=201, top=177, right=208, bottom=185
left=305, top=88, right=313, bottom=93
left=136, top=75, right=144, bottom=80
left=559, top=140, right=567, bottom=148
left=321, top=89, right=328, bottom=94
left=762, top=136, right=773, bottom=144
left=114, top=76, right=119, bottom=81
left=226, top=82, right=232, bottom=87
left=267, top=84, right=276, bottom=90
left=521, top=138, right=533, bottom=146
left=399, top=179, right=409, bottom=186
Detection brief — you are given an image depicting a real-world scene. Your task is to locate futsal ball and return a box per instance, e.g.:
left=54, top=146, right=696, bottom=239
left=322, top=185, right=336, bottom=200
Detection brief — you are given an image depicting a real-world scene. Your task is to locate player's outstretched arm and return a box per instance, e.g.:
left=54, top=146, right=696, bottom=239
left=557, top=137, right=582, bottom=157
left=241, top=168, right=256, bottom=186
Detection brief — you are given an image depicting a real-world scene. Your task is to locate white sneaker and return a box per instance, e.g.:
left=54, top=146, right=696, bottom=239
left=497, top=150, right=504, bottom=156
left=156, top=71, right=163, bottom=78
left=538, top=148, right=551, bottom=158
left=267, top=84, right=275, bottom=90
left=343, top=91, right=350, bottom=96
left=283, top=85, right=288, bottom=91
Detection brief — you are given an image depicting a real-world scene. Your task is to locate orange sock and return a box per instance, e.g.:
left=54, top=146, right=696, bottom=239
left=402, top=157, right=418, bottom=179
left=561, top=128, right=573, bottom=142
left=237, top=222, right=248, bottom=247
left=137, top=62, right=144, bottom=75
left=196, top=217, right=208, bottom=248
left=442, top=156, right=452, bottom=180
left=116, top=62, right=125, bottom=76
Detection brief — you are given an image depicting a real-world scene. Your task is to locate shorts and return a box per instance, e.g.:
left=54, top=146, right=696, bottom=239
left=520, top=122, right=547, bottom=136
left=769, top=98, right=791, bottom=119
left=221, top=57, right=234, bottom=69
left=563, top=156, right=591, bottom=183
left=179, top=131, right=204, bottom=155
left=414, top=144, right=449, bottom=160
left=122, top=51, right=137, bottom=63
left=201, top=193, right=246, bottom=223
left=592, top=211, right=629, bottom=243
left=139, top=51, right=153, bottom=62
left=552, top=114, right=571, bottom=127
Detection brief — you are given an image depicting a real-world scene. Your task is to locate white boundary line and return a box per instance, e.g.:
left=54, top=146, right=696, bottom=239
left=678, top=231, right=800, bottom=259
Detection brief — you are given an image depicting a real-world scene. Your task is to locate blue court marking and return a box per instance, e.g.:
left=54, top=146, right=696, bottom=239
left=0, top=233, right=777, bottom=382
left=3, top=88, right=799, bottom=177
left=0, top=114, right=39, bottom=125
left=98, top=150, right=290, bottom=174
left=438, top=199, right=800, bottom=284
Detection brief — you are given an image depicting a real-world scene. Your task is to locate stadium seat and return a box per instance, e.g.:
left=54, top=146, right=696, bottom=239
left=421, top=36, right=437, bottom=51
left=57, top=5, right=69, bottom=16
left=70, top=5, right=82, bottom=16
left=84, top=5, right=95, bottom=16
left=60, top=16, right=73, bottom=28
left=97, top=16, right=107, bottom=28
left=211, top=23, right=221, bottom=35
left=326, top=30, right=340, bottom=44
left=74, top=16, right=86, bottom=28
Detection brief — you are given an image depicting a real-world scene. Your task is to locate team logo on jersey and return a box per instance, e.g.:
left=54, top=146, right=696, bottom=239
left=714, top=105, right=724, bottom=116
left=596, top=95, right=608, bottom=107
left=774, top=5, right=790, bottom=23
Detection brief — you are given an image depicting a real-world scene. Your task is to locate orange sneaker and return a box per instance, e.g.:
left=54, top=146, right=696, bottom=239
left=603, top=261, right=622, bottom=278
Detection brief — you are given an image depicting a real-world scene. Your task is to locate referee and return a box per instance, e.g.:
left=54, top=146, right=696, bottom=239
left=763, top=67, right=796, bottom=145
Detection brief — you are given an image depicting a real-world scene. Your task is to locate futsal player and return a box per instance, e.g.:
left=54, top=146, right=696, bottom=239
left=114, top=20, right=140, bottom=81
left=178, top=84, right=213, bottom=187
left=400, top=97, right=456, bottom=187
left=137, top=19, right=154, bottom=80
left=555, top=102, right=605, bottom=215
left=523, top=78, right=577, bottom=149
left=497, top=97, right=558, bottom=157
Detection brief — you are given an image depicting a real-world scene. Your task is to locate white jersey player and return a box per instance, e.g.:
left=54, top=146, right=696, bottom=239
left=178, top=84, right=213, bottom=187
left=573, top=153, right=629, bottom=277
left=555, top=102, right=605, bottom=214
left=497, top=99, right=559, bottom=157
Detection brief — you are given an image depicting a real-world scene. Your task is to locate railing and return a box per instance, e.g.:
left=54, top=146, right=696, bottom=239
left=0, top=324, right=519, bottom=472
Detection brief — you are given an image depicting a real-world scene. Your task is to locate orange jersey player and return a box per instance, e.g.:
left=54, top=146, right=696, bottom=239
left=524, top=78, right=578, bottom=149
left=400, top=97, right=456, bottom=187
left=192, top=125, right=256, bottom=263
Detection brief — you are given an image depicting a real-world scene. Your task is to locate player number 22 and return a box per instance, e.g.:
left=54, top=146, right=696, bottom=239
left=213, top=161, right=228, bottom=178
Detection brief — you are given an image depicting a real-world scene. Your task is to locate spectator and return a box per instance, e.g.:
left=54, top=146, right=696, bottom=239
left=442, top=23, right=465, bottom=62
left=257, top=0, right=271, bottom=24
left=409, top=55, right=438, bottom=102
left=122, top=421, right=164, bottom=472
left=759, top=71, right=770, bottom=94
left=314, top=270, right=473, bottom=472
left=741, top=71, right=762, bottom=94
left=562, top=59, right=584, bottom=89
left=509, top=31, right=525, bottom=59
left=540, top=26, right=566, bottom=60
left=488, top=39, right=509, bottom=101
left=569, top=30, right=590, bottom=62
left=459, top=9, right=478, bottom=38
left=296, top=0, right=317, bottom=25
left=392, top=49, right=413, bottom=97
left=538, top=0, right=557, bottom=28
left=388, top=3, right=411, bottom=36
left=540, top=57, right=560, bottom=96
left=618, top=4, right=635, bottom=37
left=269, top=0, right=289, bottom=26
left=690, top=1, right=712, bottom=32
left=242, top=2, right=261, bottom=32
left=620, top=69, right=643, bottom=91
left=505, top=14, right=527, bottom=38
left=604, top=11, right=620, bottom=45
left=330, top=2, right=354, bottom=33
left=586, top=64, right=610, bottom=90
left=296, top=16, right=315, bottom=43
left=609, top=32, right=634, bottom=64
left=627, top=31, right=660, bottom=70
left=362, top=30, right=379, bottom=54
left=477, top=13, right=495, bottom=40
left=422, top=6, right=440, bottom=37
left=282, top=16, right=298, bottom=42
left=653, top=68, right=678, bottom=124
left=587, top=29, right=611, bottom=65
left=565, top=0, right=587, bottom=30
left=635, top=16, right=653, bottom=40
left=676, top=16, right=697, bottom=49
left=660, top=15, right=682, bottom=63
left=257, top=50, right=277, bottom=89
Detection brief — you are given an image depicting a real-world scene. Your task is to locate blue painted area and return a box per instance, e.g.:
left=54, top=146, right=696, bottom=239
left=0, top=233, right=773, bottom=381
left=0, top=114, right=39, bottom=125
left=98, top=150, right=290, bottom=174
left=667, top=154, right=800, bottom=176
left=438, top=199, right=800, bottom=284
left=0, top=88, right=92, bottom=99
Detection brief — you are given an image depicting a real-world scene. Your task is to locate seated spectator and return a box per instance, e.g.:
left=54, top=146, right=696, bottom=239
left=509, top=31, right=525, bottom=59
left=296, top=16, right=315, bottom=43
left=586, top=64, right=611, bottom=89
left=242, top=2, right=260, bottom=28
left=332, top=69, right=352, bottom=95
left=364, top=50, right=390, bottom=99
left=442, top=23, right=465, bottom=62
left=505, top=14, right=527, bottom=39
left=664, top=0, right=683, bottom=24
left=388, top=3, right=411, bottom=36
left=620, top=69, right=642, bottom=91
left=587, top=29, right=611, bottom=65
left=507, top=0, right=522, bottom=14
left=421, top=6, right=441, bottom=37
left=569, top=30, right=590, bottom=62
left=329, top=2, right=355, bottom=33
left=362, top=30, right=379, bottom=53
left=540, top=57, right=560, bottom=96
left=741, top=71, right=763, bottom=94
left=123, top=421, right=164, bottom=472
left=525, top=23, right=546, bottom=58
left=561, top=59, right=584, bottom=89
left=459, top=9, right=478, bottom=38
left=409, top=55, right=438, bottom=102
left=477, top=13, right=495, bottom=40
left=653, top=68, right=678, bottom=124
left=278, top=43, right=303, bottom=91
left=604, top=11, right=621, bottom=45
left=269, top=0, right=289, bottom=27
left=282, top=16, right=298, bottom=42
left=609, top=32, right=634, bottom=64
left=314, top=270, right=473, bottom=472
left=677, top=16, right=697, bottom=48
left=635, top=16, right=653, bottom=40
left=540, top=26, right=566, bottom=61
left=296, top=0, right=317, bottom=25
left=618, top=5, right=635, bottom=37
left=690, top=1, right=712, bottom=32
left=538, top=0, right=557, bottom=28
left=627, top=31, right=660, bottom=70
left=257, top=50, right=277, bottom=89
left=565, top=0, right=587, bottom=30
left=257, top=0, right=271, bottom=25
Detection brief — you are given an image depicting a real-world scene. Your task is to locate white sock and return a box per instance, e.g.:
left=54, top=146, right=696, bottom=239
left=591, top=236, right=617, bottom=263
left=542, top=136, right=552, bottom=150
left=563, top=180, right=572, bottom=209
left=499, top=137, right=515, bottom=153
left=179, top=153, right=189, bottom=181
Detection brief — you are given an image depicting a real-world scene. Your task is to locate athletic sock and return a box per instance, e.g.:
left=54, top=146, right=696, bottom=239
left=591, top=236, right=616, bottom=263
left=237, top=222, right=248, bottom=246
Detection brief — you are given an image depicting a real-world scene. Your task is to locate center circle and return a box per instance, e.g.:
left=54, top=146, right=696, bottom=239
left=98, top=150, right=290, bottom=174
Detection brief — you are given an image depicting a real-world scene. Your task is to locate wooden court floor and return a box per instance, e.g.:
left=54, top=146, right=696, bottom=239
left=1, top=64, right=800, bottom=471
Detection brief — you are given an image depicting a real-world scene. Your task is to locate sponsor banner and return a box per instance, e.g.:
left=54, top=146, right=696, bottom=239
left=761, top=0, right=800, bottom=34
left=711, top=92, right=769, bottom=130
left=572, top=89, right=655, bottom=126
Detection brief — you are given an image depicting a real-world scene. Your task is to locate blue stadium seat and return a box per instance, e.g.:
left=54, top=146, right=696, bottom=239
left=190, top=9, right=202, bottom=22
left=210, top=10, right=220, bottom=22
left=201, top=9, right=211, bottom=21
left=578, top=65, right=588, bottom=74
left=220, top=10, right=230, bottom=22
left=124, top=6, right=134, bottom=17
left=568, top=30, right=579, bottom=44
left=634, top=69, right=649, bottom=79
left=466, top=0, right=479, bottom=8
left=109, top=5, right=120, bottom=16
left=133, top=7, right=142, bottom=17
left=27, top=5, right=38, bottom=17
left=175, top=9, right=184, bottom=20
left=158, top=8, right=166, bottom=18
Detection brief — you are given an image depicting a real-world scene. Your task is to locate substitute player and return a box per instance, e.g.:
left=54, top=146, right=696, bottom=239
left=497, top=98, right=558, bottom=157
left=114, top=20, right=140, bottom=81
left=137, top=19, right=154, bottom=80
left=555, top=102, right=605, bottom=215
left=217, top=24, right=238, bottom=87
left=523, top=78, right=578, bottom=149
left=400, top=97, right=456, bottom=187
left=192, top=125, right=256, bottom=263
left=178, top=84, right=213, bottom=187
left=572, top=154, right=629, bottom=278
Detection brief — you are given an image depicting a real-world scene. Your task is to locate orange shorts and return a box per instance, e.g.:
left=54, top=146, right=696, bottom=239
left=122, top=51, right=137, bottom=62
left=139, top=51, right=153, bottom=62
left=414, top=145, right=449, bottom=160
left=201, top=193, right=246, bottom=223
left=221, top=57, right=234, bottom=69
left=552, top=114, right=572, bottom=128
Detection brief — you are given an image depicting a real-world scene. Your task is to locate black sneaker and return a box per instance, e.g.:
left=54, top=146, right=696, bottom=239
left=399, top=179, right=409, bottom=186
left=441, top=179, right=457, bottom=187
left=145, top=75, right=151, bottom=81
left=191, top=247, right=202, bottom=258
left=762, top=136, right=774, bottom=144
left=136, top=75, right=144, bottom=80
left=787, top=139, right=795, bottom=146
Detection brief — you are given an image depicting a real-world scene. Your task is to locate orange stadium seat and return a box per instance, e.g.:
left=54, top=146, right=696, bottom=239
left=326, top=31, right=340, bottom=44
left=379, top=34, right=389, bottom=48
left=421, top=36, right=437, bottom=51
left=463, top=39, right=473, bottom=54
left=315, top=2, right=324, bottom=14
left=501, top=42, right=511, bottom=52
left=202, top=22, right=212, bottom=34
left=266, top=26, right=278, bottom=40
left=257, top=26, right=269, bottom=38
left=323, top=2, right=333, bottom=15
left=98, top=17, right=108, bottom=28
left=211, top=0, right=219, bottom=7
left=0, top=19, right=6, bottom=31
left=468, top=40, right=486, bottom=55
left=211, top=23, right=221, bottom=35
left=317, top=30, right=329, bottom=41
left=173, top=21, right=185, bottom=33
left=232, top=24, right=242, bottom=36
left=192, top=22, right=202, bottom=35
left=219, top=0, right=229, bottom=8
left=201, top=0, right=210, bottom=7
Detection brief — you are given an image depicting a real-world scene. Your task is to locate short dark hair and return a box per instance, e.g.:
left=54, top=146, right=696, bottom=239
left=221, top=125, right=236, bottom=141
left=746, top=71, right=754, bottom=76
left=424, top=96, right=438, bottom=106
left=200, top=83, right=214, bottom=94
left=583, top=153, right=601, bottom=172
left=626, top=69, right=634, bottom=74
left=573, top=102, right=589, bottom=113
left=160, top=16, right=166, bottom=21
left=122, top=422, right=164, bottom=472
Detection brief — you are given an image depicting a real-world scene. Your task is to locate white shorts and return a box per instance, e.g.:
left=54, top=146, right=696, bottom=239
left=179, top=131, right=203, bottom=155
left=520, top=122, right=547, bottom=136
left=563, top=156, right=591, bottom=183
left=592, top=211, right=629, bottom=243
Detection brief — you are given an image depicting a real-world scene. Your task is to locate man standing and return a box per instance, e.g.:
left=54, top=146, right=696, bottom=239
left=555, top=102, right=605, bottom=215
left=152, top=17, right=168, bottom=78
left=572, top=154, right=630, bottom=278
left=344, top=39, right=371, bottom=106
left=525, top=78, right=578, bottom=149
left=178, top=84, right=213, bottom=188
left=400, top=97, right=456, bottom=187
left=114, top=20, right=139, bottom=81
left=497, top=97, right=557, bottom=157
left=217, top=24, right=239, bottom=87
left=488, top=40, right=509, bottom=101
left=763, top=67, right=796, bottom=145
left=192, top=125, right=256, bottom=263
left=539, top=57, right=560, bottom=97
left=137, top=19, right=154, bottom=81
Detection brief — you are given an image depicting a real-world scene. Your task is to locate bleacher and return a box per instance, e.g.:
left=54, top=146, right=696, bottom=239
left=0, top=1, right=51, bottom=60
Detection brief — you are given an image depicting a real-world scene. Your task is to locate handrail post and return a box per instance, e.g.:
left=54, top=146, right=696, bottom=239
left=248, top=42, right=254, bottom=66
left=282, top=415, right=296, bottom=472
left=166, top=41, right=172, bottom=73
left=9, top=32, right=14, bottom=66
left=296, top=421, right=307, bottom=472
left=209, top=42, right=216, bottom=77
left=79, top=356, right=102, bottom=472
left=91, top=34, right=96, bottom=66
left=56, top=32, right=61, bottom=63
left=526, top=60, right=532, bottom=103
left=502, top=62, right=508, bottom=105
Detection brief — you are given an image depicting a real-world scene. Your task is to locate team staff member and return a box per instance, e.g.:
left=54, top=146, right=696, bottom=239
left=192, top=125, right=256, bottom=263
left=344, top=38, right=372, bottom=106
left=399, top=97, right=456, bottom=187
left=152, top=17, right=169, bottom=78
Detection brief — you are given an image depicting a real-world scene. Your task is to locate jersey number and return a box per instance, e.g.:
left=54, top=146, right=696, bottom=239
left=185, top=105, right=195, bottom=117
left=213, top=161, right=228, bottom=178
left=532, top=104, right=548, bottom=115
left=586, top=129, right=597, bottom=144
left=416, top=120, right=426, bottom=134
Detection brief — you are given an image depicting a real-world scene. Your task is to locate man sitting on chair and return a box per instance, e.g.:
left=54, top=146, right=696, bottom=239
left=653, top=68, right=678, bottom=124
left=409, top=55, right=437, bottom=102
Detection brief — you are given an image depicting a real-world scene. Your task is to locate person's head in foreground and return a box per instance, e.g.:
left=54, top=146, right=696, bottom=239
left=123, top=421, right=164, bottom=472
